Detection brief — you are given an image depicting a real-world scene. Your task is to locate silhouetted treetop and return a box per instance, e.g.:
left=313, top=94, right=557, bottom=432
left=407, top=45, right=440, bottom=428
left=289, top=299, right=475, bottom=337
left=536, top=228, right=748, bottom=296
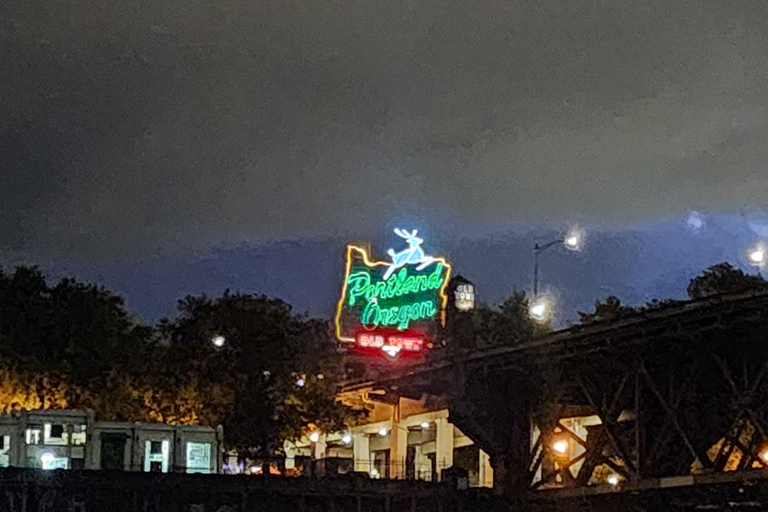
left=687, top=262, right=768, bottom=299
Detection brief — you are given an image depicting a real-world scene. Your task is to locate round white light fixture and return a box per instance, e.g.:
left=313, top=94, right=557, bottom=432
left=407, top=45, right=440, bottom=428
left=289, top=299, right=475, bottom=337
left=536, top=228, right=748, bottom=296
left=748, top=243, right=767, bottom=268
left=341, top=433, right=352, bottom=445
left=760, top=446, right=768, bottom=464
left=686, top=211, right=704, bottom=231
left=296, top=377, right=305, bottom=388
left=529, top=297, right=552, bottom=323
left=211, top=335, right=225, bottom=347
left=308, top=431, right=321, bottom=443
left=607, top=474, right=620, bottom=486
left=420, top=421, right=430, bottom=429
left=378, top=428, right=388, bottom=437
left=563, top=228, right=585, bottom=251
left=551, top=439, right=568, bottom=455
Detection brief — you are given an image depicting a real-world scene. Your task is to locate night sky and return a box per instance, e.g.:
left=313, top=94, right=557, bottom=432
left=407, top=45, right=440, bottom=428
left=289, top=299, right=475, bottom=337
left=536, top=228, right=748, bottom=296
left=2, top=1, right=768, bottom=325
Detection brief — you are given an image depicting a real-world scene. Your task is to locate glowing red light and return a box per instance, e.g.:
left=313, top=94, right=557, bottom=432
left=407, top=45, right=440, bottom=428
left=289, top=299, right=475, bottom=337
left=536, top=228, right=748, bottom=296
left=387, top=336, right=423, bottom=351
left=357, top=334, right=385, bottom=348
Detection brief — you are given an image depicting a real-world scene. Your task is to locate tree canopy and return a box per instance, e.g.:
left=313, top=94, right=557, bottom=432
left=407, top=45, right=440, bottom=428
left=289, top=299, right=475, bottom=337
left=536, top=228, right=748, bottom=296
left=445, top=290, right=550, bottom=350
left=0, top=266, right=362, bottom=458
left=160, top=292, right=362, bottom=456
left=687, top=262, right=768, bottom=299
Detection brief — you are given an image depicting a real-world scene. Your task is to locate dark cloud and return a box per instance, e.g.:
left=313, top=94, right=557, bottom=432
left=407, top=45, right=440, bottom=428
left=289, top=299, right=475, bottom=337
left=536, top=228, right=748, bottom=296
left=2, top=0, right=767, bottom=260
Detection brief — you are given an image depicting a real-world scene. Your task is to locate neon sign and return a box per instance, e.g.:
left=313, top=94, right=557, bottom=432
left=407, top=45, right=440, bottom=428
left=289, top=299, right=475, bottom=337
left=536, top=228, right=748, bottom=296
left=335, top=229, right=451, bottom=359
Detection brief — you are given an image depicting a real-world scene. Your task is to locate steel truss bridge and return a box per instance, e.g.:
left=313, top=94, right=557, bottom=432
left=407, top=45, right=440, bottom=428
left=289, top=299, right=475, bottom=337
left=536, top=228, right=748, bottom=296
left=343, top=291, right=768, bottom=510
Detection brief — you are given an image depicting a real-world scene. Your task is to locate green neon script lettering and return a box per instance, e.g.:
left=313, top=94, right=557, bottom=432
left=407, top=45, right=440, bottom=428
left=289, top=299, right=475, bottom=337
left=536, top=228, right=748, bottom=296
left=346, top=263, right=445, bottom=304
left=347, top=271, right=370, bottom=306
left=345, top=261, right=446, bottom=331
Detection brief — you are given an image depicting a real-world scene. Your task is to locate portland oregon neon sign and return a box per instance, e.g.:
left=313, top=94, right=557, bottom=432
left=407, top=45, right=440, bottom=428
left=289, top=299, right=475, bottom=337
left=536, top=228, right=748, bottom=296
left=335, top=228, right=452, bottom=359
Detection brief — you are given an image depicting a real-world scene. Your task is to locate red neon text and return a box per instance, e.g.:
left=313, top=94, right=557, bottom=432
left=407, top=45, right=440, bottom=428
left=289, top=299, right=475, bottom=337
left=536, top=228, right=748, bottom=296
left=387, top=337, right=423, bottom=351
left=357, top=334, right=385, bottom=348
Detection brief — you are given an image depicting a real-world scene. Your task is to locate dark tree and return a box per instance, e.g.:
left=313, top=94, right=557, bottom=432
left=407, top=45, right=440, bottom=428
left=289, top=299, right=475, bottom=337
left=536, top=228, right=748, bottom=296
left=162, top=292, right=363, bottom=457
left=578, top=296, right=637, bottom=323
left=445, top=290, right=548, bottom=350
left=0, top=266, right=155, bottom=410
left=687, top=262, right=767, bottom=299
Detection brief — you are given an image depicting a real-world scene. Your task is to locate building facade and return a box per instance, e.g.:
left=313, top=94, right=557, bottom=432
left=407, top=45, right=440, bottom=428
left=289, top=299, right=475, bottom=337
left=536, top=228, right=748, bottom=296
left=284, top=393, right=493, bottom=487
left=0, top=409, right=223, bottom=473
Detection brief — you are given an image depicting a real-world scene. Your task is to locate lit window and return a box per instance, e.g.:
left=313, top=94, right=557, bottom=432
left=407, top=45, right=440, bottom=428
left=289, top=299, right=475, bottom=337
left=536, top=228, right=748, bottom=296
left=71, top=425, right=87, bottom=446
left=44, top=424, right=68, bottom=445
left=40, top=452, right=68, bottom=470
left=0, top=435, right=10, bottom=468
left=25, top=426, right=42, bottom=445
left=144, top=440, right=170, bottom=473
left=186, top=442, right=212, bottom=474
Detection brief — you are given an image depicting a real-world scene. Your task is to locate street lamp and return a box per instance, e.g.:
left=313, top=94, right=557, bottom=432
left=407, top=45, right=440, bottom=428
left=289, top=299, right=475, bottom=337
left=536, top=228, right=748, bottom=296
left=529, top=297, right=552, bottom=323
left=747, top=243, right=767, bottom=269
left=551, top=438, right=569, bottom=457
left=533, top=228, right=584, bottom=297
left=211, top=335, right=226, bottom=348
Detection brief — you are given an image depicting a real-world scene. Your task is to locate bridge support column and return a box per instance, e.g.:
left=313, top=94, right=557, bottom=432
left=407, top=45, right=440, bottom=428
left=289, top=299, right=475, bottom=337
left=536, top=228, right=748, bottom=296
left=353, top=434, right=370, bottom=474
left=479, top=449, right=493, bottom=488
left=390, top=399, right=409, bottom=479
left=435, top=418, right=454, bottom=480
left=491, top=392, right=532, bottom=499
left=312, top=433, right=327, bottom=478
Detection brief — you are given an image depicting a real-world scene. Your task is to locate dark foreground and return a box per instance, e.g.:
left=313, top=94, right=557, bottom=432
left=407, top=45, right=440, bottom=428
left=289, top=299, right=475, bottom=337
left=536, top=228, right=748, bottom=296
left=5, top=468, right=768, bottom=512
left=0, top=469, right=507, bottom=512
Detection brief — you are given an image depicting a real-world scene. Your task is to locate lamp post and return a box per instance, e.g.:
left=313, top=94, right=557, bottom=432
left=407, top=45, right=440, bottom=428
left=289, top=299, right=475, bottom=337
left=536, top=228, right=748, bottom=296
left=533, top=228, right=584, bottom=297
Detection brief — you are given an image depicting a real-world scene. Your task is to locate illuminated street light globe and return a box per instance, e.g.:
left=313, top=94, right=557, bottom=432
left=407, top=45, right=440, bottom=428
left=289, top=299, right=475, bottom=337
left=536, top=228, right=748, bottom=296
left=551, top=438, right=569, bottom=456
left=211, top=335, right=226, bottom=347
left=760, top=446, right=768, bottom=464
left=747, top=243, right=767, bottom=268
left=529, top=297, right=552, bottom=323
left=563, top=228, right=585, bottom=252
left=308, top=431, right=321, bottom=443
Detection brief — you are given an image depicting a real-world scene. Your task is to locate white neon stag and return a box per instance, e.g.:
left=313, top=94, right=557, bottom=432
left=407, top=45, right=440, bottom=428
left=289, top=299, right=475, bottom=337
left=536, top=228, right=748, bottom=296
left=383, top=228, right=435, bottom=280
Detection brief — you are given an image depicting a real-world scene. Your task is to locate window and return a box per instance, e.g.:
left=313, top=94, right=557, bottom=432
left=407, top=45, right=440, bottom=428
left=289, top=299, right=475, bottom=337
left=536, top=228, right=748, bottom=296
left=71, top=425, right=87, bottom=446
left=41, top=453, right=69, bottom=470
left=0, top=435, right=10, bottom=468
left=186, top=442, right=212, bottom=474
left=25, top=426, right=42, bottom=445
left=143, top=440, right=170, bottom=473
left=44, top=424, right=68, bottom=445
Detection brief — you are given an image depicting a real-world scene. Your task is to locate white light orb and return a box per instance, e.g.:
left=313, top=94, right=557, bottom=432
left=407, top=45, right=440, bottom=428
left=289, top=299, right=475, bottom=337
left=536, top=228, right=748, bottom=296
left=607, top=474, right=620, bottom=486
left=378, top=428, right=388, bottom=437
left=686, top=211, right=704, bottom=231
left=552, top=439, right=568, bottom=455
left=563, top=228, right=585, bottom=251
left=529, top=298, right=552, bottom=323
left=341, top=433, right=352, bottom=445
left=211, top=335, right=225, bottom=347
left=308, top=431, right=321, bottom=443
left=748, top=244, right=767, bottom=267
left=420, top=421, right=431, bottom=429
